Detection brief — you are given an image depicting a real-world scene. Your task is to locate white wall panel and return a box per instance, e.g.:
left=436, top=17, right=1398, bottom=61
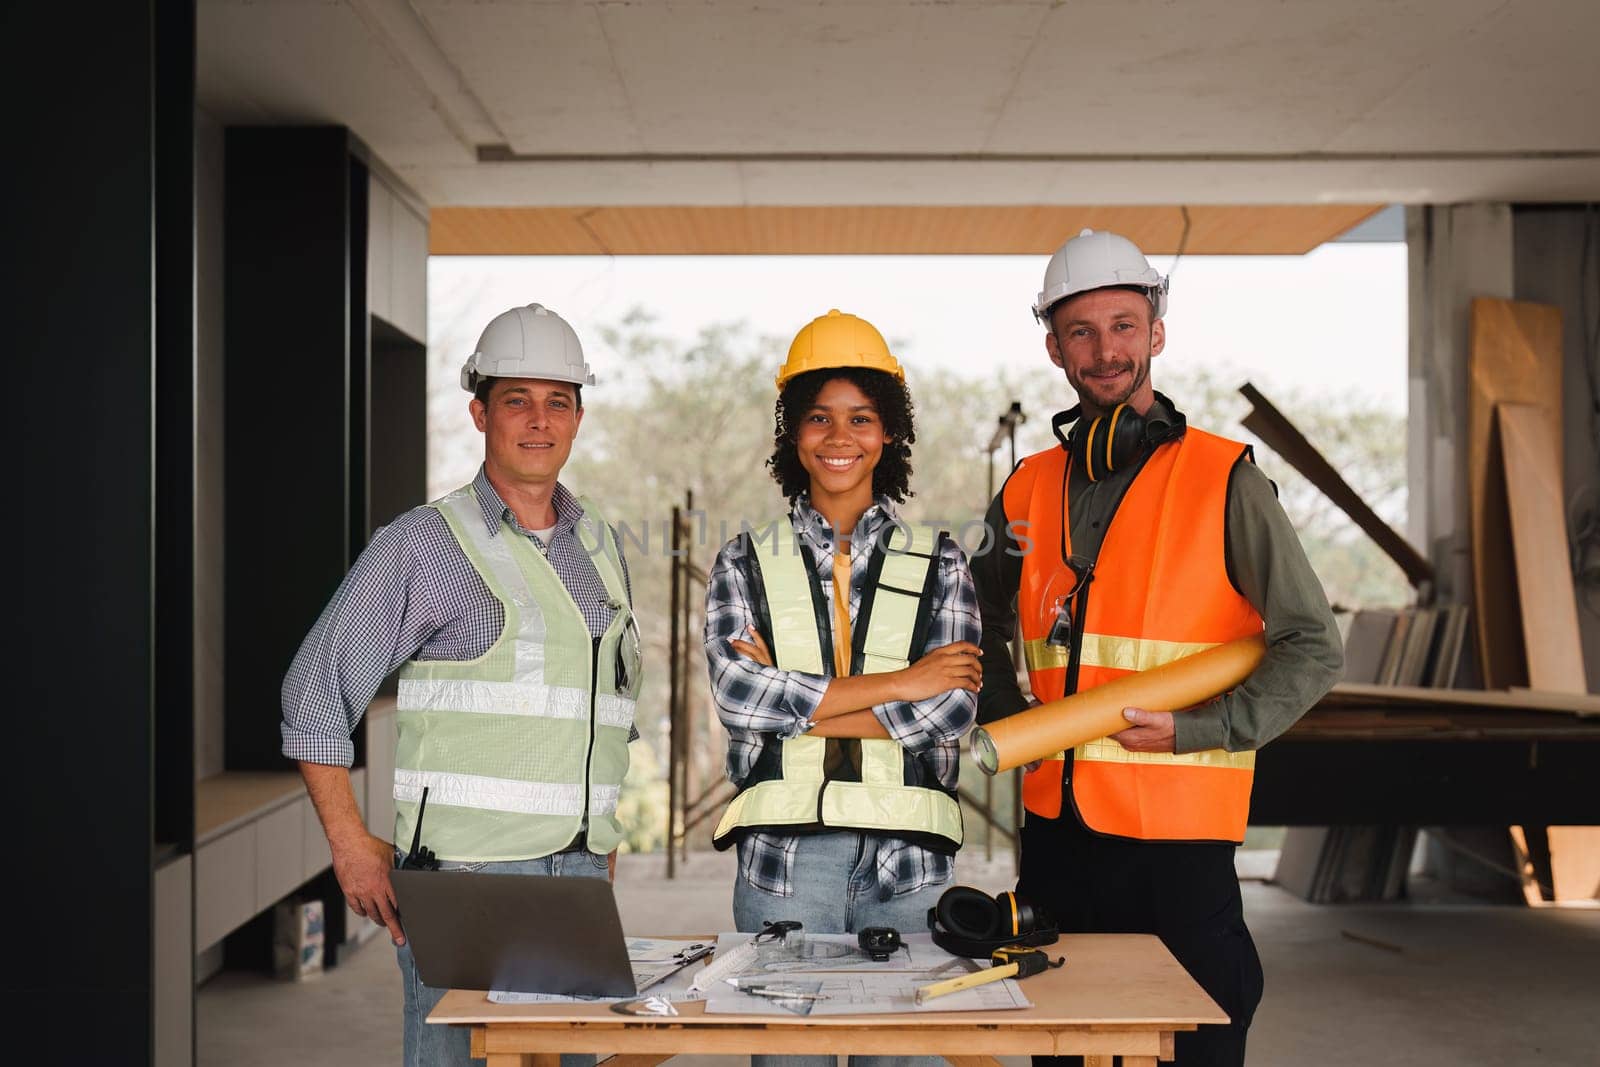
left=391, top=200, right=428, bottom=341
left=365, top=700, right=398, bottom=842
left=301, top=795, right=332, bottom=882
left=368, top=173, right=393, bottom=326
left=155, top=855, right=193, bottom=1067
left=196, top=826, right=255, bottom=950
left=254, top=801, right=305, bottom=909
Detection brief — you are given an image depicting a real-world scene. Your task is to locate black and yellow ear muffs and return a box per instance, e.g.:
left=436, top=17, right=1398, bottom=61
left=1052, top=395, right=1187, bottom=483
left=1075, top=403, right=1146, bottom=483
left=926, top=886, right=1058, bottom=958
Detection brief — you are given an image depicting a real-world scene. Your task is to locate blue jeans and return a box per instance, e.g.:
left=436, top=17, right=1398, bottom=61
left=732, top=831, right=948, bottom=1067
left=395, top=848, right=609, bottom=1067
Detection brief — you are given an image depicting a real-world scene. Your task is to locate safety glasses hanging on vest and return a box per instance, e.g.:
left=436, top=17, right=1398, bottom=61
left=614, top=610, right=642, bottom=697
left=1044, top=555, right=1095, bottom=653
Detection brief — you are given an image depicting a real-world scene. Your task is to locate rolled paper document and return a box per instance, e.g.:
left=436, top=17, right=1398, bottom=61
left=970, top=634, right=1267, bottom=775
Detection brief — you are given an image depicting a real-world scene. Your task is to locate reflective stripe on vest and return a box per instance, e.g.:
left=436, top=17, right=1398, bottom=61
left=1004, top=429, right=1262, bottom=843
left=712, top=519, right=964, bottom=852
left=393, top=484, right=640, bottom=862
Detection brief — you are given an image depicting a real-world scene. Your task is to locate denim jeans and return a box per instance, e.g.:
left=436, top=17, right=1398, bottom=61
left=395, top=848, right=610, bottom=1067
left=732, top=831, right=949, bottom=1067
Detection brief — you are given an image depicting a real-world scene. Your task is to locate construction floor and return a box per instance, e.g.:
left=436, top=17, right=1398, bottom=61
left=198, top=849, right=1600, bottom=1066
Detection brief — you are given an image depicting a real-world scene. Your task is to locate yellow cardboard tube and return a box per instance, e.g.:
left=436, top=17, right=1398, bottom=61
left=970, top=634, right=1267, bottom=775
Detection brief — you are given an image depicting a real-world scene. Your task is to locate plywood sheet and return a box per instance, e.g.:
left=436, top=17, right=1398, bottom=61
left=430, top=204, right=1383, bottom=256
left=1467, top=298, right=1564, bottom=689
left=1340, top=610, right=1397, bottom=684
left=1497, top=403, right=1587, bottom=693
left=1548, top=826, right=1600, bottom=902
left=1510, top=825, right=1600, bottom=904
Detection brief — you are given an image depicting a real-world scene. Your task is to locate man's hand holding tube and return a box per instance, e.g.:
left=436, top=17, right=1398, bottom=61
left=1018, top=704, right=1177, bottom=768
left=1110, top=707, right=1177, bottom=753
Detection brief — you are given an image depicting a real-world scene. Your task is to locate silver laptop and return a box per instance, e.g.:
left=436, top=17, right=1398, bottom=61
left=392, top=870, right=637, bottom=996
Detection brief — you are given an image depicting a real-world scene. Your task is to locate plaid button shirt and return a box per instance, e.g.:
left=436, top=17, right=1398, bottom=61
left=281, top=466, right=633, bottom=767
left=704, top=497, right=980, bottom=900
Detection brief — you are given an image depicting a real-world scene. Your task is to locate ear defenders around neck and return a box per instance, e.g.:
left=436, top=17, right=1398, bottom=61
left=1061, top=397, right=1186, bottom=483
left=926, top=885, right=1058, bottom=958
left=1075, top=403, right=1146, bottom=483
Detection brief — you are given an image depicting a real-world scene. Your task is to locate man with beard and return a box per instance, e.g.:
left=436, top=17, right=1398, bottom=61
left=972, top=230, right=1342, bottom=1066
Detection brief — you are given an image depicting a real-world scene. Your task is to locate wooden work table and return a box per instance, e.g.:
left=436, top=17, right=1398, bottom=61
left=1290, top=682, right=1600, bottom=740
left=429, top=933, right=1226, bottom=1067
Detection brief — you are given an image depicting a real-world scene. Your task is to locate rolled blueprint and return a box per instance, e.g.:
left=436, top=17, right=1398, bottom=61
left=970, top=634, right=1267, bottom=775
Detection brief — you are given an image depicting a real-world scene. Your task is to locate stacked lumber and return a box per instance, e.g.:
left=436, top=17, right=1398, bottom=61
left=1273, top=826, right=1414, bottom=905
left=1341, top=605, right=1474, bottom=689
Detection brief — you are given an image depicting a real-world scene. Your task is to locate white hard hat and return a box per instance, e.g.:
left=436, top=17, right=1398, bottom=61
left=459, top=303, right=595, bottom=392
left=1032, top=229, right=1169, bottom=325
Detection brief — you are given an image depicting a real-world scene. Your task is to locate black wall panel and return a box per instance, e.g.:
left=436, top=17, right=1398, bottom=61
left=370, top=317, right=430, bottom=532
left=12, top=1, right=195, bottom=1061
left=224, top=128, right=357, bottom=770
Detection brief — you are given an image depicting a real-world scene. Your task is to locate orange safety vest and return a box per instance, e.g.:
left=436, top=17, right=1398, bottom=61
left=1002, top=427, right=1263, bottom=843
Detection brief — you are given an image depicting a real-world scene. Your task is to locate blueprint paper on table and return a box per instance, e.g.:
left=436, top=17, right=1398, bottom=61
left=709, top=931, right=939, bottom=974
left=703, top=971, right=1031, bottom=1016
left=627, top=937, right=714, bottom=963
left=702, top=932, right=1033, bottom=1016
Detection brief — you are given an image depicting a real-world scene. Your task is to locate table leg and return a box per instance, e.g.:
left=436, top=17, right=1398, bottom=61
left=483, top=1056, right=536, bottom=1067
left=1122, top=1059, right=1157, bottom=1067
left=1085, top=1057, right=1112, bottom=1067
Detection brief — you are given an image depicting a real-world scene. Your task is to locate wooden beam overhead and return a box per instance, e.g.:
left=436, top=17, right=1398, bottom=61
left=430, top=204, right=1386, bottom=257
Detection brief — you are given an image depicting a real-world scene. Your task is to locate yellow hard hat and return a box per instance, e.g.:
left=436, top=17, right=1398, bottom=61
left=775, top=309, right=905, bottom=390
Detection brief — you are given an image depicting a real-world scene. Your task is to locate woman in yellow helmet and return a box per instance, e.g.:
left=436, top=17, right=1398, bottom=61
left=704, top=310, right=981, bottom=1067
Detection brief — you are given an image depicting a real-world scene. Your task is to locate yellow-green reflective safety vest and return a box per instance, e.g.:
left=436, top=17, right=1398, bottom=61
left=712, top=517, right=964, bottom=854
left=393, top=484, right=641, bottom=862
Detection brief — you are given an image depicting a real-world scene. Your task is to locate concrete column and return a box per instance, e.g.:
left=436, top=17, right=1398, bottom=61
left=1405, top=204, right=1514, bottom=608
left=1512, top=205, right=1600, bottom=684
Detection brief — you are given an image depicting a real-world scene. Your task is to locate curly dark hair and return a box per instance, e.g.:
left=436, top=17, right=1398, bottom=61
left=767, top=367, right=916, bottom=503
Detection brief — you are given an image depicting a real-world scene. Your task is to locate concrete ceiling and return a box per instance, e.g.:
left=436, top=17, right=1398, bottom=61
left=198, top=0, right=1600, bottom=231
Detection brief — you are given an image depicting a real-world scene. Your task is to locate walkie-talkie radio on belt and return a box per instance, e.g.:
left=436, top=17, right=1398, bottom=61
left=399, top=786, right=440, bottom=871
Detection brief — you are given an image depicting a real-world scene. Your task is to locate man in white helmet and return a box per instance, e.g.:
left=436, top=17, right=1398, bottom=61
left=283, top=304, right=642, bottom=1067
left=972, top=231, right=1342, bottom=1066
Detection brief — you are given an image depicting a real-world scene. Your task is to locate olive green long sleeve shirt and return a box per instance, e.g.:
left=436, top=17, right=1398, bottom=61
left=973, top=404, right=1343, bottom=755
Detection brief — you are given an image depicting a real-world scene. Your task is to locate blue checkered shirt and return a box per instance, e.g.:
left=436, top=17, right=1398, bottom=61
left=282, top=467, right=633, bottom=767
left=704, top=497, right=980, bottom=900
